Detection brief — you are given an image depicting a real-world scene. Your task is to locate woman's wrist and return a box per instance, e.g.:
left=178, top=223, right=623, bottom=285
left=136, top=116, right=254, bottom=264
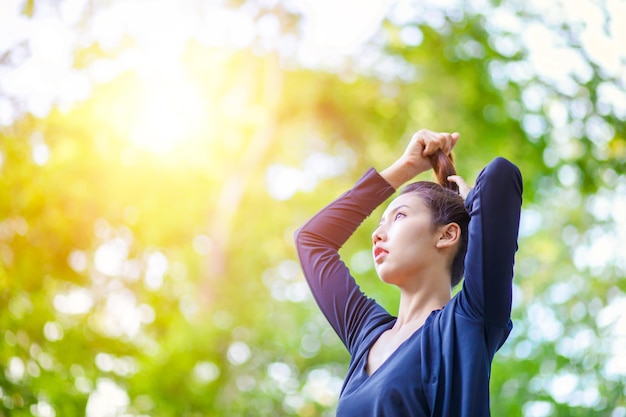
left=380, top=158, right=421, bottom=189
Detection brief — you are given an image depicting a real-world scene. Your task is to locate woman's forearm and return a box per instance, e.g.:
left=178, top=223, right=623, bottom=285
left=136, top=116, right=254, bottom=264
left=379, top=158, right=415, bottom=190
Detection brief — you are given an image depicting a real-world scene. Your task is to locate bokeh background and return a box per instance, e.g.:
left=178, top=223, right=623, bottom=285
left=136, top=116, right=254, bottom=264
left=1, top=0, right=625, bottom=415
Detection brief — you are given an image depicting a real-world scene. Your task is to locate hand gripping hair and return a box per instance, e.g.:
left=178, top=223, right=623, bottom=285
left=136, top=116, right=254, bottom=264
left=429, top=150, right=459, bottom=194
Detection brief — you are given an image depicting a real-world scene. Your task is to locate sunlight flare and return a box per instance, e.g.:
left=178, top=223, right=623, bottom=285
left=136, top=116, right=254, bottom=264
left=129, top=80, right=208, bottom=154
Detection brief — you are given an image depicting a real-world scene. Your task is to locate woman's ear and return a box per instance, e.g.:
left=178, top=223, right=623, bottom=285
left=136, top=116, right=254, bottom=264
left=436, top=223, right=461, bottom=249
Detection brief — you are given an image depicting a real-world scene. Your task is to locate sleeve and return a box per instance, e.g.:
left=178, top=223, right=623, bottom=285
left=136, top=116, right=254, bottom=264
left=294, top=168, right=396, bottom=354
left=457, top=157, right=523, bottom=329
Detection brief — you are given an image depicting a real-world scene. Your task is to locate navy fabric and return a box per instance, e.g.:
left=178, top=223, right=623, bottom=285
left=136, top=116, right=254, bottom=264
left=294, top=157, right=523, bottom=417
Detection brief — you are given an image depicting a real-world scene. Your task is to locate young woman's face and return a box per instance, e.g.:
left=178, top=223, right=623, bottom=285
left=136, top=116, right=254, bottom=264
left=372, top=193, right=440, bottom=286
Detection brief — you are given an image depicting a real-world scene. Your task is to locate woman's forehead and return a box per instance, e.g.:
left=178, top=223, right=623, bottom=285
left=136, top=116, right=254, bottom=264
left=383, top=193, right=425, bottom=215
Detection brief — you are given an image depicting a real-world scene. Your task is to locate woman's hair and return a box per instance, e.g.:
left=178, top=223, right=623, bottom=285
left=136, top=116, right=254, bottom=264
left=400, top=151, right=469, bottom=287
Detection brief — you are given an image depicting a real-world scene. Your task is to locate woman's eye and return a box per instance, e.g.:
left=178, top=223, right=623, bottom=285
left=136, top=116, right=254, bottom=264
left=394, top=212, right=406, bottom=220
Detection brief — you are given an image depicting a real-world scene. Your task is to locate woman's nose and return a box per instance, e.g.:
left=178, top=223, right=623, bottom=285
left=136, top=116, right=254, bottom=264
left=372, top=226, right=386, bottom=243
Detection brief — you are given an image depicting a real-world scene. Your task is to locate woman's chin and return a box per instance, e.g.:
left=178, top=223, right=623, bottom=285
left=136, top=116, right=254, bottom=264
left=376, top=269, right=397, bottom=285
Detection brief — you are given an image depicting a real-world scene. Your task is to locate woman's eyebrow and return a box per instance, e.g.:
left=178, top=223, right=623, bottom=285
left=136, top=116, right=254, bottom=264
left=379, top=204, right=410, bottom=224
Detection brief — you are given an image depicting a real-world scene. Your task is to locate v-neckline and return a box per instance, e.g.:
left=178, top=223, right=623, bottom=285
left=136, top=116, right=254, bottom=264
left=364, top=320, right=425, bottom=377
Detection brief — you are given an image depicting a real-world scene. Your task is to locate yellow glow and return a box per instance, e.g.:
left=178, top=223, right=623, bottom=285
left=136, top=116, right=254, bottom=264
left=129, top=79, right=208, bottom=154
left=85, top=0, right=228, bottom=156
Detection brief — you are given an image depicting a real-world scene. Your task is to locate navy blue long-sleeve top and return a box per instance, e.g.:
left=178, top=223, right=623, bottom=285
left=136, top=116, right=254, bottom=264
left=294, top=157, right=523, bottom=416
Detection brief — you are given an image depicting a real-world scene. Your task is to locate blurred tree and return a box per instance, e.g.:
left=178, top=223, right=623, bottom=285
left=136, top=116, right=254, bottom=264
left=0, top=0, right=624, bottom=416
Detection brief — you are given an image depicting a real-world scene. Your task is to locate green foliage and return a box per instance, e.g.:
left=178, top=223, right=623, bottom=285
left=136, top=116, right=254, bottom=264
left=1, top=1, right=625, bottom=416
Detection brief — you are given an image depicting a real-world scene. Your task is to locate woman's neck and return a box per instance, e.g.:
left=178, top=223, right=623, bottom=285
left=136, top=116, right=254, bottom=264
left=394, top=271, right=451, bottom=328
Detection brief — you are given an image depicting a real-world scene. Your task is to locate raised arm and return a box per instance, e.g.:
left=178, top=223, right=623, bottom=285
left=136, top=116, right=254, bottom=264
left=459, top=157, right=523, bottom=327
left=294, top=169, right=396, bottom=351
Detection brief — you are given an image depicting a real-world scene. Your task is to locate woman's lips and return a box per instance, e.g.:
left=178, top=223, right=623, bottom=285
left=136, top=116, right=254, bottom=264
left=373, top=246, right=388, bottom=262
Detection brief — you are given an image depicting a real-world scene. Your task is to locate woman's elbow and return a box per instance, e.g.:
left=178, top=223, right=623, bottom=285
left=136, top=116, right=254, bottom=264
left=484, top=157, right=523, bottom=194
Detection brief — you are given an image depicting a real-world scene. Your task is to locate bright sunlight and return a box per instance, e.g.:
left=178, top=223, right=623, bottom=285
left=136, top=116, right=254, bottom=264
left=128, top=75, right=208, bottom=154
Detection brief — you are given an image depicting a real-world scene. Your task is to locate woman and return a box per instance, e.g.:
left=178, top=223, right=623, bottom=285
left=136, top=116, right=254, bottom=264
left=294, top=129, right=523, bottom=416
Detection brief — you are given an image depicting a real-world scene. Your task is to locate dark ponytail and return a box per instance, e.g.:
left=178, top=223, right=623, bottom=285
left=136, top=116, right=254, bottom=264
left=429, top=150, right=458, bottom=193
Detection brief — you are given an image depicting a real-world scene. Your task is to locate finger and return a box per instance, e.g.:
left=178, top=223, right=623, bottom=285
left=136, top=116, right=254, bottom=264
left=448, top=132, right=460, bottom=153
left=409, top=134, right=426, bottom=159
left=411, top=130, right=430, bottom=156
left=439, top=132, right=460, bottom=154
left=447, top=175, right=466, bottom=187
left=422, top=131, right=444, bottom=156
left=425, top=131, right=460, bottom=156
left=448, top=175, right=471, bottom=199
